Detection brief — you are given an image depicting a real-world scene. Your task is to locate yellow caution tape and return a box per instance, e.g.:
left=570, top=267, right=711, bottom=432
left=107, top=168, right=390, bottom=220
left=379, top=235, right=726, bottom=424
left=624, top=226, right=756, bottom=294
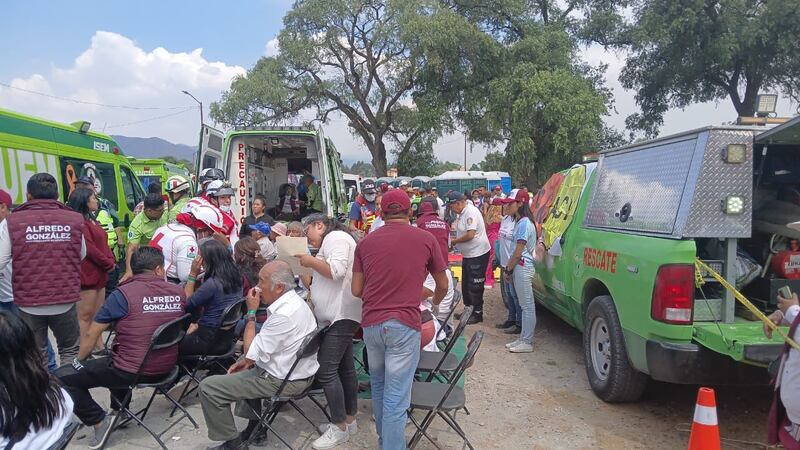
left=695, top=259, right=800, bottom=351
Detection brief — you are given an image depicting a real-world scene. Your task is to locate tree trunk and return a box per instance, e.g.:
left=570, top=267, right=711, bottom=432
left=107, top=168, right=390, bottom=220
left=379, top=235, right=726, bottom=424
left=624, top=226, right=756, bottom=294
left=371, top=140, right=388, bottom=177
left=731, top=80, right=760, bottom=117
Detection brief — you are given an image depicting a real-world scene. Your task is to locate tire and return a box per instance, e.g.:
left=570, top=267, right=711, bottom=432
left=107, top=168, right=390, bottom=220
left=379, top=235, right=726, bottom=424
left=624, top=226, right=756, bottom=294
left=583, top=295, right=648, bottom=402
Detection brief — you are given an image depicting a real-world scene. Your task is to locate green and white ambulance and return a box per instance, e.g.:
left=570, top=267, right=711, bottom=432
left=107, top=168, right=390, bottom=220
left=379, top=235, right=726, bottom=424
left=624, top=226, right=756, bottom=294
left=0, top=107, right=146, bottom=229
left=196, top=124, right=348, bottom=221
left=532, top=118, right=800, bottom=402
left=128, top=157, right=191, bottom=194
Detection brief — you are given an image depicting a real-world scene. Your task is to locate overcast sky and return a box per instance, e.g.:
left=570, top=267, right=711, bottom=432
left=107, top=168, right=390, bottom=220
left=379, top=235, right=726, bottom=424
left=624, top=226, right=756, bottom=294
left=1, top=1, right=796, bottom=167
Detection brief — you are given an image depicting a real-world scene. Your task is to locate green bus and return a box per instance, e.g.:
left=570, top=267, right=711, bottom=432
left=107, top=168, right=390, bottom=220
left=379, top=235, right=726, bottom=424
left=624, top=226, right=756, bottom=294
left=128, top=157, right=191, bottom=194
left=0, top=107, right=145, bottom=229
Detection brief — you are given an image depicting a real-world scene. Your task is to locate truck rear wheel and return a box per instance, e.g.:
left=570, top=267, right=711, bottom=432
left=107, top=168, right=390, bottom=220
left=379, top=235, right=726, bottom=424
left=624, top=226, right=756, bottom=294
left=583, top=295, right=648, bottom=402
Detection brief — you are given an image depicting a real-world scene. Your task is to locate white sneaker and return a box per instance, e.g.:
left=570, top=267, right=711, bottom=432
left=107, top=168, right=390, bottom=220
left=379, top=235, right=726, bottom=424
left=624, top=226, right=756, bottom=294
left=505, top=339, right=520, bottom=349
left=317, top=421, right=357, bottom=436
left=312, top=423, right=350, bottom=449
left=509, top=342, right=534, bottom=353
left=347, top=420, right=357, bottom=435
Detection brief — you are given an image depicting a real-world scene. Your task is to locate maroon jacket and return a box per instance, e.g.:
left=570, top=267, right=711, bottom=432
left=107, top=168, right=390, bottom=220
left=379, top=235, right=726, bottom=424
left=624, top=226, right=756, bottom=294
left=416, top=202, right=451, bottom=264
left=113, top=274, right=187, bottom=375
left=8, top=199, right=84, bottom=307
left=80, top=218, right=116, bottom=289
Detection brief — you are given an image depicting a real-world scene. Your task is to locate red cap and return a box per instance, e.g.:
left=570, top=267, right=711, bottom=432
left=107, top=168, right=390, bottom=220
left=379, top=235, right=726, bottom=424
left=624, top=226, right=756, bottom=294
left=381, top=189, right=411, bottom=214
left=418, top=201, right=436, bottom=215
left=500, top=188, right=529, bottom=204
left=0, top=190, right=11, bottom=208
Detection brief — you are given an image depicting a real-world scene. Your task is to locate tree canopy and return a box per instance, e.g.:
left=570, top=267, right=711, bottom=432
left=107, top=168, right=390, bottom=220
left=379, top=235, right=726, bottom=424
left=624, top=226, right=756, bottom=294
left=612, top=0, right=800, bottom=136
left=210, top=0, right=452, bottom=176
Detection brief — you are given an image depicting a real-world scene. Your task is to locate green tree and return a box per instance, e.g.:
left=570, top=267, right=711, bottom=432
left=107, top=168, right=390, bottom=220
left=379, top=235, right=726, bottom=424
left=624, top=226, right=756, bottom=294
left=210, top=0, right=451, bottom=177
left=416, top=2, right=612, bottom=186
left=614, top=0, right=800, bottom=136
left=471, top=151, right=506, bottom=172
left=344, top=161, right=376, bottom=177
left=433, top=160, right=463, bottom=174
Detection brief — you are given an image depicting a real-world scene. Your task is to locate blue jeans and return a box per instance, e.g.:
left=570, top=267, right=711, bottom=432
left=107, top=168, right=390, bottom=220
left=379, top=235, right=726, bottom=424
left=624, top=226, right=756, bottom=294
left=513, top=263, right=536, bottom=344
left=363, top=319, right=421, bottom=450
left=0, top=302, right=57, bottom=371
left=501, top=277, right=521, bottom=324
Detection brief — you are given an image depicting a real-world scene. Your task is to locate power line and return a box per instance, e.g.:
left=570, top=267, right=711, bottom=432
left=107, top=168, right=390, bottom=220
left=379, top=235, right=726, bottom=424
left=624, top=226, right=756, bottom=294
left=103, top=107, right=196, bottom=130
left=0, top=81, right=197, bottom=110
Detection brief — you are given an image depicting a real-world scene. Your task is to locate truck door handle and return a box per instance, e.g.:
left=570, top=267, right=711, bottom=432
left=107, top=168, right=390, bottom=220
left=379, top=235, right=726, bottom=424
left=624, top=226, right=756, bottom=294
left=615, top=203, right=632, bottom=223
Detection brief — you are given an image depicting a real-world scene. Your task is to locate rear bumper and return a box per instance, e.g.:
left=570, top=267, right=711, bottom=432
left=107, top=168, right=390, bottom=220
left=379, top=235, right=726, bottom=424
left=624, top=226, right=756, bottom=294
left=645, top=340, right=774, bottom=385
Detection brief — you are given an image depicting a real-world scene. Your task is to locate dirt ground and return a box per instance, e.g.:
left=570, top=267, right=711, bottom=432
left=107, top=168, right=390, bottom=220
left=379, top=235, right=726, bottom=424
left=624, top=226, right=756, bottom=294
left=67, top=288, right=774, bottom=449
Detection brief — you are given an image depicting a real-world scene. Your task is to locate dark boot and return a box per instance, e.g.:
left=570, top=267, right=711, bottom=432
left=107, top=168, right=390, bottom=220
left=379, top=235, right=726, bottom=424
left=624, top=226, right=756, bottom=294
left=207, top=435, right=248, bottom=450
left=502, top=324, right=522, bottom=334
left=467, top=312, right=483, bottom=324
left=495, top=320, right=516, bottom=329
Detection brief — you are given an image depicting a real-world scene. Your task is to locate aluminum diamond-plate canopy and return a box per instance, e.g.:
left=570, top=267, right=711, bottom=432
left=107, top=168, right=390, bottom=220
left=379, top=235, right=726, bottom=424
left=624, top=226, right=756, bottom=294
left=584, top=127, right=757, bottom=238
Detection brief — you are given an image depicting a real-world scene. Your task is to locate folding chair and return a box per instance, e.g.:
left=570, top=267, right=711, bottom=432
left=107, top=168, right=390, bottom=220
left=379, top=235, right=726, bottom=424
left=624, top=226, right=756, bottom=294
left=172, top=298, right=245, bottom=411
left=417, top=305, right=473, bottom=383
left=98, top=314, right=197, bottom=450
left=243, top=325, right=328, bottom=449
left=407, top=331, right=484, bottom=450
left=46, top=422, right=80, bottom=450
left=437, top=290, right=462, bottom=350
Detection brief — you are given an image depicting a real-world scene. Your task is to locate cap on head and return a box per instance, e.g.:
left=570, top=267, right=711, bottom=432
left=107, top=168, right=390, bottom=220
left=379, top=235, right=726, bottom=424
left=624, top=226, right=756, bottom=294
left=0, top=190, right=11, bottom=208
left=500, top=188, right=529, bottom=204
left=77, top=175, right=94, bottom=186
left=446, top=191, right=467, bottom=204
left=381, top=189, right=411, bottom=214
left=418, top=200, right=436, bottom=216
left=493, top=185, right=502, bottom=191
left=361, top=179, right=377, bottom=194
left=271, top=222, right=287, bottom=236
left=378, top=182, right=390, bottom=193
left=250, top=222, right=272, bottom=235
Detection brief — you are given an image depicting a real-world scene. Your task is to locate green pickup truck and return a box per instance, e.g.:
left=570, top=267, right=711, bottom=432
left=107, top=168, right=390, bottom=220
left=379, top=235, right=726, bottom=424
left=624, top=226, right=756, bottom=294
left=533, top=117, right=800, bottom=402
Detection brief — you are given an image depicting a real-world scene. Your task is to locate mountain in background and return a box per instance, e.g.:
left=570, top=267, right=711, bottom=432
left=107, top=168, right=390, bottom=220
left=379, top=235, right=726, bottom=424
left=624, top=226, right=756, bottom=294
left=112, top=135, right=196, bottom=163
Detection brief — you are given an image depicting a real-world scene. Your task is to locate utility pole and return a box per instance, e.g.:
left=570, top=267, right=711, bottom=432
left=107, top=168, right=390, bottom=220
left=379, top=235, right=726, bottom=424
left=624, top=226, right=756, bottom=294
left=464, top=133, right=467, bottom=170
left=181, top=90, right=203, bottom=175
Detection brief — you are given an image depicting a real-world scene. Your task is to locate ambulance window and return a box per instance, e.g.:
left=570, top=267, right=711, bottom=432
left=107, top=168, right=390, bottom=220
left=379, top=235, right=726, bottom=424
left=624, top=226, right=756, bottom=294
left=202, top=154, right=218, bottom=170
left=120, top=167, right=145, bottom=211
left=59, top=159, right=118, bottom=210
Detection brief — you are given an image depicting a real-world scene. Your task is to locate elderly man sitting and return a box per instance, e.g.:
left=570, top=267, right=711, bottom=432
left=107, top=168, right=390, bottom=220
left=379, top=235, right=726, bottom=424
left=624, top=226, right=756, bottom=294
left=199, top=260, right=319, bottom=450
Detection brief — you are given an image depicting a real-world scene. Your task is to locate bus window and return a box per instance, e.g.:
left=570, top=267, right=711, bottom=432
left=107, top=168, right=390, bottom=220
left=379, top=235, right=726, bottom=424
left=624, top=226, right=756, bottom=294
left=139, top=175, right=161, bottom=193
left=120, top=166, right=145, bottom=212
left=59, top=159, right=119, bottom=210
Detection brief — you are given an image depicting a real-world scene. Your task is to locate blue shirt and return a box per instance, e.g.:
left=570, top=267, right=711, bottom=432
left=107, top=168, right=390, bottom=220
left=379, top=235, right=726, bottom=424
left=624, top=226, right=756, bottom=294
left=513, top=217, right=537, bottom=265
left=95, top=290, right=129, bottom=323
left=348, top=200, right=376, bottom=221
left=187, top=277, right=241, bottom=328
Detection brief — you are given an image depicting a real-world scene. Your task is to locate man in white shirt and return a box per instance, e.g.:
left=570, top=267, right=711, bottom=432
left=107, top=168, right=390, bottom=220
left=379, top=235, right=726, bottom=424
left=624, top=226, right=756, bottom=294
left=767, top=292, right=800, bottom=444
left=249, top=222, right=278, bottom=261
left=447, top=191, right=491, bottom=324
left=199, top=261, right=319, bottom=450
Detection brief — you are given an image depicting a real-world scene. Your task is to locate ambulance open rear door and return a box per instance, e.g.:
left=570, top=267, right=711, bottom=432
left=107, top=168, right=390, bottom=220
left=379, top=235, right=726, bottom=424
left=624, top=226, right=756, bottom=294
left=196, top=124, right=226, bottom=179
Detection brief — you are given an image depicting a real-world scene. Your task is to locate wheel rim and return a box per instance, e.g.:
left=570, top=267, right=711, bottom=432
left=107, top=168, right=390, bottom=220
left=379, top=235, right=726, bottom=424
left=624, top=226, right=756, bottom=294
left=590, top=317, right=612, bottom=381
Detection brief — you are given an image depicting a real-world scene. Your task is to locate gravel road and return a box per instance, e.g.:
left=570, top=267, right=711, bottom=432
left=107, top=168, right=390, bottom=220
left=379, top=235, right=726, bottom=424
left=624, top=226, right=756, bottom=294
left=68, top=288, right=773, bottom=449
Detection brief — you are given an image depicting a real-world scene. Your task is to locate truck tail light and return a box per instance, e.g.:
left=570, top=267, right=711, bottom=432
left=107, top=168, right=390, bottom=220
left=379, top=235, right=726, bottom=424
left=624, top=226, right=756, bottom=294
left=651, top=264, right=694, bottom=324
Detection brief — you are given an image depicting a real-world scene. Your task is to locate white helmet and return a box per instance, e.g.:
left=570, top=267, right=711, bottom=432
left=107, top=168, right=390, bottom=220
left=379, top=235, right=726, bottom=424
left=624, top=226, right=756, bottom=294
left=205, top=180, right=224, bottom=197
left=190, top=204, right=225, bottom=233
left=166, top=175, right=192, bottom=194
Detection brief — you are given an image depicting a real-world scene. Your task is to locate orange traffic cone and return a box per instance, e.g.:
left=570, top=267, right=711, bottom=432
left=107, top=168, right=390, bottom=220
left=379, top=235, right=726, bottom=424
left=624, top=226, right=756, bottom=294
left=688, top=387, right=721, bottom=450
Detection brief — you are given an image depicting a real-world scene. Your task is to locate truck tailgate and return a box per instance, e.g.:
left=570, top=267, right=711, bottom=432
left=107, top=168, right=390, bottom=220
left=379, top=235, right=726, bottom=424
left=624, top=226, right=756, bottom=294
left=693, top=321, right=785, bottom=366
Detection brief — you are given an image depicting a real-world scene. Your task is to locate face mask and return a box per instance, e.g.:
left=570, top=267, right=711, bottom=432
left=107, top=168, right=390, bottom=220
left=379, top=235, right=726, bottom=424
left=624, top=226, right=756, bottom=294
left=365, top=194, right=376, bottom=202
left=220, top=205, right=232, bottom=213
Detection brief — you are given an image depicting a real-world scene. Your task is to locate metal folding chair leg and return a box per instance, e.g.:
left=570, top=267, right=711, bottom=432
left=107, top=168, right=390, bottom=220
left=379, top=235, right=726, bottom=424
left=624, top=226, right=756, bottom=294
left=408, top=411, right=443, bottom=450
left=242, top=400, right=295, bottom=450
left=308, top=394, right=332, bottom=422
left=438, top=411, right=475, bottom=450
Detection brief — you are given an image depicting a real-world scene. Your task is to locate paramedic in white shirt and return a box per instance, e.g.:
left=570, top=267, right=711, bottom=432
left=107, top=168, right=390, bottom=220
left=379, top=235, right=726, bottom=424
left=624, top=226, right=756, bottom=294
left=198, top=261, right=319, bottom=450
left=447, top=191, right=491, bottom=324
left=149, top=204, right=224, bottom=284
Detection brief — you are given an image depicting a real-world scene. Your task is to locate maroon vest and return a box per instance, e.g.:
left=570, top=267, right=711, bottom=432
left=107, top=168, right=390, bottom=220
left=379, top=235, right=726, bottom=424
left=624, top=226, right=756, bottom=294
left=8, top=199, right=84, bottom=307
left=113, top=274, right=187, bottom=375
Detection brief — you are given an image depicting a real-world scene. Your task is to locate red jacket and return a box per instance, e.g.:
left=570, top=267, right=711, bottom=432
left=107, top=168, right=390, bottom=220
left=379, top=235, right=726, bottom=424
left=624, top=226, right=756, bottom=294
left=80, top=218, right=116, bottom=289
left=8, top=199, right=84, bottom=307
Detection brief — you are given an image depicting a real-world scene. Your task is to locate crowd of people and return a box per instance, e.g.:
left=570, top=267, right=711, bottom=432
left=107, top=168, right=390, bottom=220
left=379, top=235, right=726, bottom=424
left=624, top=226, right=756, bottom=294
left=0, top=170, right=504, bottom=450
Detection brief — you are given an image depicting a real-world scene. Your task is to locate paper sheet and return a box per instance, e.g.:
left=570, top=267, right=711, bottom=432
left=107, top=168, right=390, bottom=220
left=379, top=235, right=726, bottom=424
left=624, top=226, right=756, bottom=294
left=276, top=236, right=311, bottom=276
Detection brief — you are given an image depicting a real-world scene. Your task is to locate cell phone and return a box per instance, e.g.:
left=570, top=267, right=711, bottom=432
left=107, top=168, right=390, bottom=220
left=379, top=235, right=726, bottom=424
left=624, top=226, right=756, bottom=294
left=779, top=286, right=793, bottom=299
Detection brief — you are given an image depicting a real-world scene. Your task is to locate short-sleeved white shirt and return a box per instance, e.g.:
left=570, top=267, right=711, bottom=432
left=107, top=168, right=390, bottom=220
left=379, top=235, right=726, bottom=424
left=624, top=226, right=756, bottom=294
left=454, top=202, right=490, bottom=258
